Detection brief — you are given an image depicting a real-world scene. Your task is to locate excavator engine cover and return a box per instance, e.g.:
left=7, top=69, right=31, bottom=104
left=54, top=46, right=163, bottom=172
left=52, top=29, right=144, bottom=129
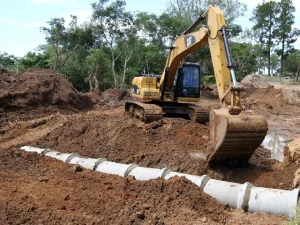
left=208, top=109, right=268, bottom=165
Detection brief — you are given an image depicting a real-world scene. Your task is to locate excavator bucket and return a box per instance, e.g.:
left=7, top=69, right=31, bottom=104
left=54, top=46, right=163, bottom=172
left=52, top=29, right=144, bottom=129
left=208, top=109, right=268, bottom=165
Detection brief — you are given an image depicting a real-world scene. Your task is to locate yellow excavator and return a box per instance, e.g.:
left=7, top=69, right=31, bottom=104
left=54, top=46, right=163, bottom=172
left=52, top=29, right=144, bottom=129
left=125, top=6, right=268, bottom=164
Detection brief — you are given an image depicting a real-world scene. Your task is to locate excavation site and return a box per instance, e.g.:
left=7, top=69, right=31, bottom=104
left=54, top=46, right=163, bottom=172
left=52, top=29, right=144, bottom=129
left=1, top=68, right=300, bottom=224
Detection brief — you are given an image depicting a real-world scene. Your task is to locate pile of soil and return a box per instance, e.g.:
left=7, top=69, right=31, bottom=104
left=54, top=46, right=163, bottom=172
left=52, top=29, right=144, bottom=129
left=287, top=137, right=300, bottom=164
left=0, top=69, right=93, bottom=112
left=243, top=88, right=300, bottom=118
left=282, top=87, right=300, bottom=105
left=241, top=75, right=273, bottom=88
left=99, top=88, right=132, bottom=106
left=293, top=168, right=300, bottom=188
left=0, top=67, right=8, bottom=75
left=0, top=148, right=285, bottom=225
left=28, top=112, right=210, bottom=175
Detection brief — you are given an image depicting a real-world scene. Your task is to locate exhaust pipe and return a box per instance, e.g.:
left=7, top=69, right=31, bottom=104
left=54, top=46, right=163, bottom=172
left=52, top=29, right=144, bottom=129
left=20, top=146, right=299, bottom=219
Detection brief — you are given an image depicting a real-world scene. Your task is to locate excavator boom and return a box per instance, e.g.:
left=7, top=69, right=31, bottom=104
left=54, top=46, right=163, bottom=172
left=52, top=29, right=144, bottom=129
left=204, top=6, right=268, bottom=164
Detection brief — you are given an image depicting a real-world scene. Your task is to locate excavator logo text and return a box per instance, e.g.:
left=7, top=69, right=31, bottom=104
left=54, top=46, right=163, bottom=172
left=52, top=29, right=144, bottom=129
left=184, top=35, right=196, bottom=48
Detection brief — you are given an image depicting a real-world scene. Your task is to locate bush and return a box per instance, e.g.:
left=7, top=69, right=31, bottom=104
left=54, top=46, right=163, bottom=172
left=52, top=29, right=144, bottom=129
left=202, top=75, right=216, bottom=84
left=288, top=204, right=300, bottom=225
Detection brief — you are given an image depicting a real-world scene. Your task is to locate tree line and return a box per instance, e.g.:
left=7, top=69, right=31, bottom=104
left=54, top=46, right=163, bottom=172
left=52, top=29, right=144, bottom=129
left=0, top=0, right=299, bottom=91
left=251, top=0, right=300, bottom=78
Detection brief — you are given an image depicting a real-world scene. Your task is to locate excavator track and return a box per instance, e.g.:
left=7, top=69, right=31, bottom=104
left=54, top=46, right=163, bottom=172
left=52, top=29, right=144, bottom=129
left=208, top=109, right=268, bottom=165
left=187, top=105, right=210, bottom=124
left=125, top=101, right=163, bottom=123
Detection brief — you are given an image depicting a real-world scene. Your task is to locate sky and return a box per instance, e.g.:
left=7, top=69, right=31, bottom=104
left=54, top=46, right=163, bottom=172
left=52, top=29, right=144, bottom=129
left=0, top=0, right=299, bottom=57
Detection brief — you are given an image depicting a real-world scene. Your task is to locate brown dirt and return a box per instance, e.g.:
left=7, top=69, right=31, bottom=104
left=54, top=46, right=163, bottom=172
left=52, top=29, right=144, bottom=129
left=0, top=68, right=93, bottom=113
left=241, top=75, right=273, bottom=88
left=95, top=88, right=132, bottom=107
left=243, top=87, right=300, bottom=138
left=293, top=168, right=300, bottom=188
left=287, top=137, right=300, bottom=163
left=243, top=88, right=285, bottom=117
left=282, top=87, right=300, bottom=105
left=0, top=106, right=296, bottom=190
left=0, top=69, right=299, bottom=224
left=0, top=67, right=8, bottom=75
left=7, top=111, right=210, bottom=175
left=0, top=148, right=285, bottom=225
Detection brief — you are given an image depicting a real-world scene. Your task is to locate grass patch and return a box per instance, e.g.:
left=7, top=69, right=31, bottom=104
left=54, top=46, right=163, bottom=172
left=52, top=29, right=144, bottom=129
left=288, top=203, right=300, bottom=225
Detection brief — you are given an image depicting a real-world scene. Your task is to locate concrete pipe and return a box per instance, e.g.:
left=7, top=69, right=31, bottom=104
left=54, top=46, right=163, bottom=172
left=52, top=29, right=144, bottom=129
left=248, top=187, right=299, bottom=219
left=128, top=167, right=171, bottom=181
left=20, top=146, right=300, bottom=219
left=44, top=151, right=79, bottom=163
left=203, top=179, right=242, bottom=208
left=96, top=161, right=138, bottom=177
left=20, top=146, right=47, bottom=154
left=20, top=146, right=78, bottom=162
left=164, top=172, right=210, bottom=188
left=69, top=157, right=107, bottom=170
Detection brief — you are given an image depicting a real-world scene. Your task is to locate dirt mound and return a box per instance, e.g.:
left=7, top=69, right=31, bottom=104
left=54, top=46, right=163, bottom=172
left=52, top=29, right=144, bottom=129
left=99, top=88, right=132, bottom=106
left=293, top=168, right=300, bottom=188
left=287, top=137, right=300, bottom=164
left=282, top=87, right=300, bottom=105
left=28, top=112, right=210, bottom=175
left=243, top=88, right=300, bottom=118
left=241, top=75, right=273, bottom=88
left=0, top=67, right=8, bottom=74
left=0, top=69, right=93, bottom=112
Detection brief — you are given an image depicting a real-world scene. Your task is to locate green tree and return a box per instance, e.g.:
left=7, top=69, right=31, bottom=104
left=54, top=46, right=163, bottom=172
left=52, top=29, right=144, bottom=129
left=251, top=1, right=279, bottom=76
left=284, top=50, right=300, bottom=73
left=115, top=37, right=137, bottom=87
left=270, top=53, right=279, bottom=76
left=126, top=39, right=166, bottom=78
left=86, top=48, right=112, bottom=91
left=274, top=0, right=300, bottom=78
left=41, top=16, right=94, bottom=70
left=134, top=12, right=170, bottom=56
left=92, top=0, right=134, bottom=88
left=230, top=42, right=258, bottom=79
left=284, top=49, right=300, bottom=82
left=0, top=52, right=16, bottom=70
left=18, top=51, right=49, bottom=71
left=167, top=0, right=247, bottom=23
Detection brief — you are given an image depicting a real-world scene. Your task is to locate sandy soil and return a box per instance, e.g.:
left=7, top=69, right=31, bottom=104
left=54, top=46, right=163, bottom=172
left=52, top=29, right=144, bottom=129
left=0, top=69, right=299, bottom=224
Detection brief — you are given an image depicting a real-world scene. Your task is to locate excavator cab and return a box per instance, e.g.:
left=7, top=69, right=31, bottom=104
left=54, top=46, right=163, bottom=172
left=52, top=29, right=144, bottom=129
left=174, top=63, right=201, bottom=100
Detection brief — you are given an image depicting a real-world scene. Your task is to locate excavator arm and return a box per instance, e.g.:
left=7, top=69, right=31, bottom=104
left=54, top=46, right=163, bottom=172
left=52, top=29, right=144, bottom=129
left=205, top=7, right=268, bottom=164
left=159, top=6, right=240, bottom=110
left=159, top=6, right=268, bottom=164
